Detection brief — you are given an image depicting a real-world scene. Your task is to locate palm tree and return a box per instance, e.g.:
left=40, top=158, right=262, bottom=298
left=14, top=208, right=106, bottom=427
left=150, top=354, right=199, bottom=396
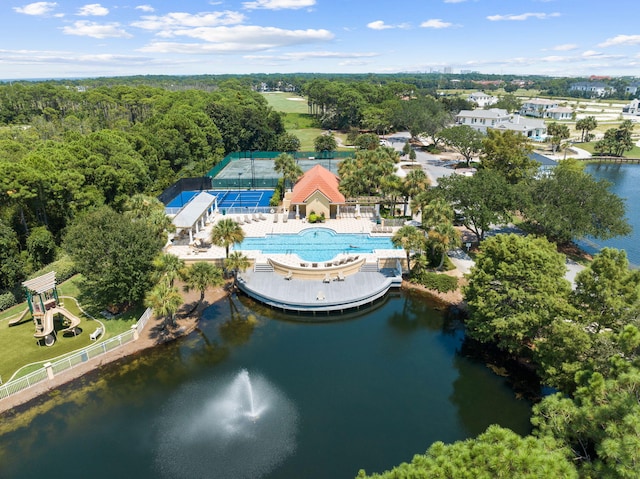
left=225, top=251, right=251, bottom=282
left=145, top=280, right=183, bottom=329
left=183, top=261, right=224, bottom=304
left=274, top=153, right=303, bottom=197
left=428, top=222, right=461, bottom=270
left=392, top=225, right=426, bottom=275
left=210, top=218, right=245, bottom=258
left=152, top=253, right=186, bottom=287
left=421, top=197, right=454, bottom=230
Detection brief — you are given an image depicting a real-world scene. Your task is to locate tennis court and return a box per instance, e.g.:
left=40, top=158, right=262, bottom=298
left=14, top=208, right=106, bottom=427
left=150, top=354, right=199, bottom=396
left=167, top=189, right=274, bottom=210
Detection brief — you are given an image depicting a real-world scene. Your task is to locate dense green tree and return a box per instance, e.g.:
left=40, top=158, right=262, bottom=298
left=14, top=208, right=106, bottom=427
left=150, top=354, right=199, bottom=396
left=521, top=159, right=631, bottom=244
left=533, top=366, right=640, bottom=479
left=210, top=218, right=245, bottom=258
left=439, top=125, right=484, bottom=165
left=338, top=148, right=396, bottom=198
left=464, top=233, right=573, bottom=356
left=571, top=248, right=640, bottom=332
left=63, top=206, right=164, bottom=308
left=575, top=115, right=597, bottom=142
left=492, top=93, right=522, bottom=113
left=438, top=169, right=514, bottom=241
left=391, top=225, right=426, bottom=275
left=354, top=133, right=380, bottom=150
left=313, top=132, right=338, bottom=153
left=427, top=221, right=461, bottom=269
left=546, top=122, right=571, bottom=153
left=26, top=226, right=56, bottom=270
left=276, top=132, right=301, bottom=152
left=183, top=261, right=224, bottom=304
left=0, top=220, right=25, bottom=291
left=595, top=120, right=635, bottom=156
left=481, top=130, right=537, bottom=184
left=357, top=425, right=578, bottom=479
left=145, top=280, right=183, bottom=329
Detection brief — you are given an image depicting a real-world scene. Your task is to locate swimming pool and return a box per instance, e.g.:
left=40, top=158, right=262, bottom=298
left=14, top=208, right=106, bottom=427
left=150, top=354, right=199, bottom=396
left=237, top=227, right=397, bottom=262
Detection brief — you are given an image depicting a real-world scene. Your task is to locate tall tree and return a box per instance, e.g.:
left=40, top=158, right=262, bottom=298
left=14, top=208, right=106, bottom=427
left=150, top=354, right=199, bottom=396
left=210, top=218, right=245, bottom=258
left=152, top=253, right=186, bottom=288
left=521, top=159, right=631, bottom=244
left=464, top=233, right=573, bottom=356
left=481, top=130, right=537, bottom=184
left=439, top=125, right=484, bottom=165
left=313, top=132, right=338, bottom=153
left=64, top=206, right=164, bottom=309
left=391, top=225, right=426, bottom=275
left=145, top=280, right=183, bottom=329
left=183, top=261, right=224, bottom=304
left=546, top=122, right=571, bottom=153
left=575, top=115, right=597, bottom=142
left=438, top=168, right=514, bottom=242
left=273, top=153, right=303, bottom=196
left=224, top=251, right=251, bottom=282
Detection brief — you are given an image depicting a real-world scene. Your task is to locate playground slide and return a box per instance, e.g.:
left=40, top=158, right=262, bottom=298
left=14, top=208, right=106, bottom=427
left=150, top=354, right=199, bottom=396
left=8, top=308, right=29, bottom=326
left=54, top=306, right=82, bottom=333
left=33, top=309, right=55, bottom=339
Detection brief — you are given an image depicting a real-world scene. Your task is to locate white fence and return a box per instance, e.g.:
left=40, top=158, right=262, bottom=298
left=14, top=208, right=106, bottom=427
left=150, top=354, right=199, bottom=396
left=0, top=307, right=153, bottom=402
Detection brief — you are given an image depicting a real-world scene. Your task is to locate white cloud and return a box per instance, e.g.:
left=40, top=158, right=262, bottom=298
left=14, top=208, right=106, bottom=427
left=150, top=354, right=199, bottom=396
left=550, top=43, right=578, bottom=51
left=367, top=20, right=410, bottom=30
left=246, top=51, right=378, bottom=61
left=135, top=5, right=155, bottom=13
left=131, top=11, right=246, bottom=31
left=487, top=12, right=560, bottom=21
left=444, top=0, right=466, bottom=3
left=598, top=35, right=640, bottom=47
left=139, top=26, right=333, bottom=53
left=242, top=0, right=315, bottom=10
left=62, top=21, right=133, bottom=38
left=13, top=2, right=58, bottom=16
left=77, top=4, right=109, bottom=16
left=420, top=19, right=454, bottom=29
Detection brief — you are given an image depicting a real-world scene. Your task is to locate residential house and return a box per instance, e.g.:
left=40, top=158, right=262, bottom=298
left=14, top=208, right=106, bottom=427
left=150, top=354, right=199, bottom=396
left=545, top=107, right=574, bottom=120
left=520, top=98, right=559, bottom=117
left=455, top=109, right=547, bottom=139
left=625, top=83, right=640, bottom=96
left=467, top=91, right=498, bottom=108
left=622, top=99, right=640, bottom=115
left=569, top=81, right=615, bottom=97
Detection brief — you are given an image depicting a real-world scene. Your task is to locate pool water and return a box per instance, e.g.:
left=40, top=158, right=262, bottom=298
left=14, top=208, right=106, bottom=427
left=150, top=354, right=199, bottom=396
left=238, top=227, right=397, bottom=262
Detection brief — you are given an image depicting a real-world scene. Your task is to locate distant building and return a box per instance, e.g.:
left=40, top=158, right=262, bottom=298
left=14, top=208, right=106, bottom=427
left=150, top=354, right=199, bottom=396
left=455, top=108, right=547, bottom=139
left=570, top=81, right=615, bottom=97
left=622, top=99, right=640, bottom=115
left=520, top=99, right=573, bottom=120
left=625, top=82, right=640, bottom=96
left=467, top=91, right=498, bottom=108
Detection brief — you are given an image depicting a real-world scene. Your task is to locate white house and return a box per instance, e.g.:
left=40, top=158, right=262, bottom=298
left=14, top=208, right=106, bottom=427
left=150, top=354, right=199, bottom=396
left=520, top=98, right=559, bottom=118
left=455, top=109, right=546, bottom=139
left=623, top=99, right=640, bottom=115
left=545, top=107, right=574, bottom=120
left=570, top=82, right=615, bottom=97
left=467, top=91, right=498, bottom=108
left=625, top=83, right=640, bottom=96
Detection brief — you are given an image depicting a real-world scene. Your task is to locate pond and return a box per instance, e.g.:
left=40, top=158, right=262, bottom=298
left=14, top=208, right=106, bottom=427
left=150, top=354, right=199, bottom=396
left=0, top=292, right=531, bottom=479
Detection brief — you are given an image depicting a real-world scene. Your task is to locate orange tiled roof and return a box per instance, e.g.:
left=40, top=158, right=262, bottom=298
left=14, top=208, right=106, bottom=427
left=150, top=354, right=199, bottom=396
left=290, top=164, right=346, bottom=204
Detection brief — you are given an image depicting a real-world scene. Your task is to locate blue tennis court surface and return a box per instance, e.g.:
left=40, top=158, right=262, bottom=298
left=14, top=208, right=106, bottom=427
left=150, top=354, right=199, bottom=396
left=167, top=189, right=274, bottom=209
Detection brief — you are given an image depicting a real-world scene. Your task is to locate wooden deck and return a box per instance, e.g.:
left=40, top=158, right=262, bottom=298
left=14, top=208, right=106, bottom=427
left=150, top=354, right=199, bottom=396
left=236, top=269, right=402, bottom=314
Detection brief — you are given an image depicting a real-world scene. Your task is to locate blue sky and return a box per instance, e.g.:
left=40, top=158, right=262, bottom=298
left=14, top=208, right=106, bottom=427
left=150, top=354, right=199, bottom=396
left=3, top=0, right=639, bottom=79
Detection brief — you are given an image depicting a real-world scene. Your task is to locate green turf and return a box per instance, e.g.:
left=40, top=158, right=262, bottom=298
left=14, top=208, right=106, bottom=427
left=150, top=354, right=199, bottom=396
left=261, top=91, right=309, bottom=114
left=0, top=275, right=143, bottom=383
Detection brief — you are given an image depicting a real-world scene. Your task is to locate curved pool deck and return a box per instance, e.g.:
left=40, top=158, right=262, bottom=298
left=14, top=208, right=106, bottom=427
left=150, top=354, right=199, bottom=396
left=236, top=267, right=402, bottom=314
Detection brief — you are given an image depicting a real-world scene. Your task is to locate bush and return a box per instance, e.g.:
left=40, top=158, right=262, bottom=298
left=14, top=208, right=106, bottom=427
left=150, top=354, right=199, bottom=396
left=0, top=291, right=17, bottom=311
left=413, top=272, right=458, bottom=293
left=28, top=254, right=78, bottom=283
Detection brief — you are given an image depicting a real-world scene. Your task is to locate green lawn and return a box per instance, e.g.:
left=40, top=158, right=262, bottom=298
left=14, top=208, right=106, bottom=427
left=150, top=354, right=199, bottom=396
left=574, top=142, right=640, bottom=158
left=0, top=274, right=143, bottom=382
left=261, top=91, right=308, bottom=114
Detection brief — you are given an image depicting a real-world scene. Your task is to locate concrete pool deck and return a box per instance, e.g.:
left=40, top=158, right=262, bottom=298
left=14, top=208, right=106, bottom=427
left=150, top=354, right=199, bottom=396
left=166, top=212, right=405, bottom=313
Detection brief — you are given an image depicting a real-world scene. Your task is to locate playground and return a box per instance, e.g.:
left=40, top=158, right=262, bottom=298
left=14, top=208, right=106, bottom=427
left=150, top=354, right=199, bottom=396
left=0, top=273, right=136, bottom=384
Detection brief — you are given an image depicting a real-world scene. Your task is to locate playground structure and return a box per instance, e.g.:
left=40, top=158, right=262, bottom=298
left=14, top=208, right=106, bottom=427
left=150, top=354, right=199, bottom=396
left=21, top=272, right=83, bottom=347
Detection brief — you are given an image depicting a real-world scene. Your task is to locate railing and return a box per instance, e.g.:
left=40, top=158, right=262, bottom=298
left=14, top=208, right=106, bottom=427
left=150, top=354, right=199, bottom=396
left=0, top=307, right=153, bottom=401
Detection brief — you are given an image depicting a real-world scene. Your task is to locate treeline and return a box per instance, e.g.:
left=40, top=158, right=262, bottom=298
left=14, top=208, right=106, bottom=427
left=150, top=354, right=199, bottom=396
left=0, top=80, right=288, bottom=305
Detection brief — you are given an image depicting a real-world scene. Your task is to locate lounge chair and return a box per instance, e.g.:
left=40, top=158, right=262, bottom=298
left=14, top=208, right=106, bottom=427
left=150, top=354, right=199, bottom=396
left=311, top=263, right=318, bottom=268
left=236, top=216, right=244, bottom=225
left=300, top=262, right=308, bottom=267
left=282, top=213, right=288, bottom=223
left=284, top=270, right=293, bottom=280
left=252, top=213, right=259, bottom=222
left=273, top=213, right=279, bottom=223
left=244, top=214, right=252, bottom=223
left=259, top=213, right=267, bottom=221
left=336, top=271, right=345, bottom=281
left=323, top=273, right=331, bottom=283
left=316, top=291, right=325, bottom=301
